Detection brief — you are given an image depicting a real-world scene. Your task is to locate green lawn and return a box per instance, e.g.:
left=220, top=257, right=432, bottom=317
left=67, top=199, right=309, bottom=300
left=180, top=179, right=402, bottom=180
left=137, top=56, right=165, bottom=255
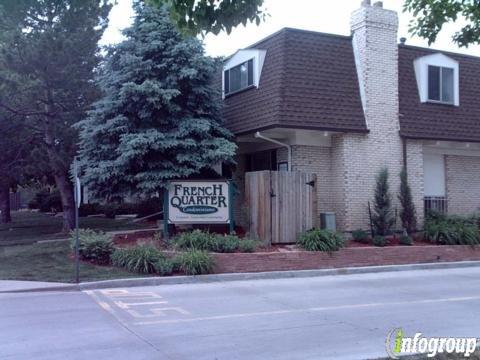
left=0, top=241, right=147, bottom=283
left=0, top=211, right=152, bottom=246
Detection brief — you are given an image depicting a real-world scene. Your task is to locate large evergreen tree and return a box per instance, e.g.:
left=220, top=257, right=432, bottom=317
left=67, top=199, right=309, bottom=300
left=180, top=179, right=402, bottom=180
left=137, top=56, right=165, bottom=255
left=77, top=3, right=236, bottom=200
left=0, top=0, right=111, bottom=230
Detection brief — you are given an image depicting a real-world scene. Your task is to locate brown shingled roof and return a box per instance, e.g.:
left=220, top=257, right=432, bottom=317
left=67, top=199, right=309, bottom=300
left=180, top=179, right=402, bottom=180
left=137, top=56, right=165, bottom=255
left=222, top=28, right=367, bottom=135
left=399, top=45, right=480, bottom=142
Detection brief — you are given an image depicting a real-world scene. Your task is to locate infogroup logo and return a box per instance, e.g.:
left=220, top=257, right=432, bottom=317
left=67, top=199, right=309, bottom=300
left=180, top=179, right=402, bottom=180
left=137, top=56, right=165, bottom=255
left=385, top=328, right=478, bottom=358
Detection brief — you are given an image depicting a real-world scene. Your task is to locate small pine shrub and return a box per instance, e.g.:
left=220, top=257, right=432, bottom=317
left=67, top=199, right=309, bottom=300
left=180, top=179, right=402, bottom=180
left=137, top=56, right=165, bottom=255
left=154, top=258, right=175, bottom=276
left=176, top=250, right=214, bottom=275
left=238, top=239, right=258, bottom=253
left=372, top=235, right=388, bottom=247
left=298, top=229, right=345, bottom=252
left=398, top=168, right=417, bottom=234
left=213, top=234, right=240, bottom=253
left=351, top=229, right=369, bottom=244
left=399, top=235, right=413, bottom=246
left=70, top=229, right=114, bottom=265
left=175, top=230, right=216, bottom=250
left=111, top=245, right=164, bottom=274
left=371, top=167, right=395, bottom=236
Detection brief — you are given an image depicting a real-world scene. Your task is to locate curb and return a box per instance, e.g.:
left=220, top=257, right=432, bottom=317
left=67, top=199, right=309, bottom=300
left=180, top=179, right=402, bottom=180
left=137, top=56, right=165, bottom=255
left=2, top=260, right=480, bottom=293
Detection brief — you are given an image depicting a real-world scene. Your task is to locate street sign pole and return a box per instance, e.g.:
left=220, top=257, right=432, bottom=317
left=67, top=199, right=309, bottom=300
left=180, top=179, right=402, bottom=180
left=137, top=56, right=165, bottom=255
left=163, top=186, right=169, bottom=240
left=73, top=157, right=81, bottom=284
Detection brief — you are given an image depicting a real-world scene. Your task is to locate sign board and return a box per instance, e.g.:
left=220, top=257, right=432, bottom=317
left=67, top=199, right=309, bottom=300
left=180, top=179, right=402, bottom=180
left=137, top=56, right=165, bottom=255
left=167, top=180, right=231, bottom=224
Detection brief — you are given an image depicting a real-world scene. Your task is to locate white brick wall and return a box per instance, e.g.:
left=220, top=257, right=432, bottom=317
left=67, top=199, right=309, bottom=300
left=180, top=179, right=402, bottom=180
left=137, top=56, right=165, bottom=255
left=446, top=155, right=480, bottom=214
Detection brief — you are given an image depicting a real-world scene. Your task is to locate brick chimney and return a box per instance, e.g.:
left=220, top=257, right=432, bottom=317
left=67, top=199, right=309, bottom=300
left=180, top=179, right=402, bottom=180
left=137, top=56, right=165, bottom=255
left=350, top=0, right=399, bottom=131
left=337, top=1, right=404, bottom=230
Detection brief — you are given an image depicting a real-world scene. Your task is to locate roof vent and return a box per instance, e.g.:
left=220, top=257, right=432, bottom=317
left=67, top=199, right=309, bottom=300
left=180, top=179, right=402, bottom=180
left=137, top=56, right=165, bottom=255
left=400, top=37, right=406, bottom=45
left=373, top=1, right=383, bottom=7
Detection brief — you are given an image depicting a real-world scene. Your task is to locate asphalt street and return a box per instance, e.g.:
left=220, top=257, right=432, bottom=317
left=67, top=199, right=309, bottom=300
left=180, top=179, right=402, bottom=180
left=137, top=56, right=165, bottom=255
left=1, top=267, right=480, bottom=360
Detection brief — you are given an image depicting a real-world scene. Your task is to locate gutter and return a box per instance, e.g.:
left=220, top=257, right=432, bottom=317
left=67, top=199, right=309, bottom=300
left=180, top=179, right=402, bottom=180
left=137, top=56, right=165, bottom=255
left=254, top=131, right=292, bottom=171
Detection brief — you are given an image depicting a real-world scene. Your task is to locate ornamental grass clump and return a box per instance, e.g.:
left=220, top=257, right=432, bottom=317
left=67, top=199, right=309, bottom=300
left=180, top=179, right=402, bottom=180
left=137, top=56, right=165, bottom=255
left=70, top=229, right=114, bottom=265
left=175, top=229, right=217, bottom=251
left=111, top=244, right=164, bottom=274
left=298, top=229, right=345, bottom=252
left=424, top=211, right=480, bottom=246
left=175, top=250, right=214, bottom=275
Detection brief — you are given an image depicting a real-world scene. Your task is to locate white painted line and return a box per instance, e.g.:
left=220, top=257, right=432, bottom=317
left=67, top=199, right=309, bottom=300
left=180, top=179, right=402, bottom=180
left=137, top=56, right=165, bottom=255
left=134, top=295, right=480, bottom=326
left=114, top=300, right=168, bottom=309
left=128, top=307, right=190, bottom=318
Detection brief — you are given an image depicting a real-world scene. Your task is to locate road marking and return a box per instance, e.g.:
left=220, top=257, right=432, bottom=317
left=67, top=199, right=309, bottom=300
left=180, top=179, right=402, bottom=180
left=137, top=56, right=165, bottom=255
left=85, top=289, right=190, bottom=322
left=127, top=307, right=191, bottom=318
left=133, top=294, right=480, bottom=326
left=114, top=300, right=168, bottom=309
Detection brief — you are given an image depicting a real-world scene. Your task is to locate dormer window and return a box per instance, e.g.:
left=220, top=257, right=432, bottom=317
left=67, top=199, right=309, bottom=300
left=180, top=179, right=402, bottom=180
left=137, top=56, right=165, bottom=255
left=224, top=59, right=254, bottom=96
left=428, top=65, right=454, bottom=103
left=222, top=49, right=266, bottom=98
left=413, top=53, right=459, bottom=106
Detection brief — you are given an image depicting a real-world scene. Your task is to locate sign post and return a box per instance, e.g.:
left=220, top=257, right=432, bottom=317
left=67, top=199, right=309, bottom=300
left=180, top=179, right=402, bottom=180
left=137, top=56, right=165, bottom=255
left=73, top=157, right=81, bottom=283
left=164, top=180, right=234, bottom=235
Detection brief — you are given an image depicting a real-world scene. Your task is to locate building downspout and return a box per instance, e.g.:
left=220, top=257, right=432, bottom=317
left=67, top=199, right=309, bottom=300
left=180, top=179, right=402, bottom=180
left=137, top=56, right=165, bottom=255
left=254, top=131, right=292, bottom=171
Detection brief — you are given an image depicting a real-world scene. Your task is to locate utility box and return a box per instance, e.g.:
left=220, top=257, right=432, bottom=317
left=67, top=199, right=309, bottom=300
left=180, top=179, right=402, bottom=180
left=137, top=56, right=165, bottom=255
left=320, top=212, right=336, bottom=231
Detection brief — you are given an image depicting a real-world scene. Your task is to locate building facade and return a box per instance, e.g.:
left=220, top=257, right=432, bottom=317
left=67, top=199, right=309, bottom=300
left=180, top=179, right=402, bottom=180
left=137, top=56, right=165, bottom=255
left=221, top=0, right=480, bottom=232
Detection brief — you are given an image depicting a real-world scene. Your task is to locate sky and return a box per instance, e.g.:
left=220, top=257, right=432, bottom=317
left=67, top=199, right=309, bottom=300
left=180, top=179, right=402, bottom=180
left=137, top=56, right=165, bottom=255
left=101, top=0, right=480, bottom=58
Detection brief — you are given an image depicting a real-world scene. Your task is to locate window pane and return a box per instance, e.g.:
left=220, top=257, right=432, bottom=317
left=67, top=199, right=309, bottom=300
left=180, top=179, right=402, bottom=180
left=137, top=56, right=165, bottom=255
left=247, top=59, right=254, bottom=86
left=228, top=61, right=249, bottom=93
left=441, top=67, right=454, bottom=103
left=224, top=70, right=230, bottom=94
left=428, top=65, right=440, bottom=101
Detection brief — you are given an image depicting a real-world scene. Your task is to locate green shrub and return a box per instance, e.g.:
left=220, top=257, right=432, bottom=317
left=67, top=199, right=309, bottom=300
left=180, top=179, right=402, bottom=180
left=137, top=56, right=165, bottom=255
left=424, top=212, right=480, bottom=245
left=79, top=203, right=102, bottom=217
left=175, top=250, right=214, bottom=275
left=351, top=229, right=369, bottom=244
left=29, top=189, right=62, bottom=213
left=372, top=235, right=388, bottom=247
left=70, top=229, right=114, bottom=265
left=399, top=235, right=413, bottom=246
left=175, top=230, right=216, bottom=251
left=154, top=258, right=175, bottom=276
left=298, top=229, right=345, bottom=252
left=111, top=245, right=163, bottom=274
left=238, top=239, right=258, bottom=253
left=213, top=234, right=239, bottom=253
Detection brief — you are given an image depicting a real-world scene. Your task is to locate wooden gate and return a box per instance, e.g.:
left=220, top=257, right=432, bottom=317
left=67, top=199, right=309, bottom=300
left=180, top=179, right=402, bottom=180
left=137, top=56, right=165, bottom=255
left=245, top=171, right=317, bottom=244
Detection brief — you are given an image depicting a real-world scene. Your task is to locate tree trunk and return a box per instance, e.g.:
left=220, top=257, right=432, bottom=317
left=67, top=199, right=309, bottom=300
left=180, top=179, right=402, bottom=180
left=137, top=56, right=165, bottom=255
left=55, top=172, right=76, bottom=232
left=43, top=93, right=76, bottom=232
left=0, top=184, right=12, bottom=224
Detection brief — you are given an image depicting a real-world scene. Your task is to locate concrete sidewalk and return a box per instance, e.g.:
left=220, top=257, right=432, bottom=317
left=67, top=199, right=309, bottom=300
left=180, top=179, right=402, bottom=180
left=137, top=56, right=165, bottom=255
left=0, top=280, right=74, bottom=292
left=2, top=260, right=480, bottom=293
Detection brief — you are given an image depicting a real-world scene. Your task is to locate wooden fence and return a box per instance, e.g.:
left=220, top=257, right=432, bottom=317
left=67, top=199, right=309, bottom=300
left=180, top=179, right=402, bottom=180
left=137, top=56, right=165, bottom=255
left=245, top=171, right=317, bottom=244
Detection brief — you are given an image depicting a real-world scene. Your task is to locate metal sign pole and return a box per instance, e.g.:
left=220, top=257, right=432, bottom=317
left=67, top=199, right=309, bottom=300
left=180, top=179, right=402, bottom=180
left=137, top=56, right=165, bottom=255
left=163, top=186, right=169, bottom=240
left=229, top=181, right=235, bottom=234
left=73, top=157, right=80, bottom=284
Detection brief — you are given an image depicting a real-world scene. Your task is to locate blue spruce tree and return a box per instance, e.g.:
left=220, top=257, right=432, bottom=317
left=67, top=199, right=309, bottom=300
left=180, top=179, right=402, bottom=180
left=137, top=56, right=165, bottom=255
left=77, top=3, right=236, bottom=199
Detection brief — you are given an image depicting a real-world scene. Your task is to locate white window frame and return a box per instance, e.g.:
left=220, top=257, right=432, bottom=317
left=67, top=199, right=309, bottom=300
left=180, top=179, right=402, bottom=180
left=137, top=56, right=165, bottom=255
left=222, top=49, right=266, bottom=99
left=413, top=53, right=459, bottom=106
left=224, top=59, right=254, bottom=96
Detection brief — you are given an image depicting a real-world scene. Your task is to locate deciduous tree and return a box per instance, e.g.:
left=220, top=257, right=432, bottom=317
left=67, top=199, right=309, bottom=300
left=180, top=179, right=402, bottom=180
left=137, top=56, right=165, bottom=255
left=149, top=0, right=265, bottom=35
left=0, top=0, right=111, bottom=230
left=404, top=0, right=480, bottom=47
